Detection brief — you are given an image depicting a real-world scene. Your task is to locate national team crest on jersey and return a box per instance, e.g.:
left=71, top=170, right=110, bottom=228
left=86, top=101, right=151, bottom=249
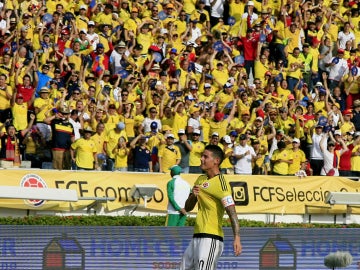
left=202, top=182, right=209, bottom=189
left=20, top=174, right=48, bottom=207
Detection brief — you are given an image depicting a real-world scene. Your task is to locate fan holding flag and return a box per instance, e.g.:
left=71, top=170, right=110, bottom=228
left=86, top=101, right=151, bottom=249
left=87, top=43, right=111, bottom=77
left=351, top=65, right=360, bottom=77
left=319, top=132, right=348, bottom=177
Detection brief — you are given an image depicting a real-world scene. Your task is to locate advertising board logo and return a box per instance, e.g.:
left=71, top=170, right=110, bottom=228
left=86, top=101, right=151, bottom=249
left=20, top=174, right=47, bottom=207
left=229, top=182, right=249, bottom=206
left=43, top=234, right=85, bottom=270
left=259, top=236, right=297, bottom=269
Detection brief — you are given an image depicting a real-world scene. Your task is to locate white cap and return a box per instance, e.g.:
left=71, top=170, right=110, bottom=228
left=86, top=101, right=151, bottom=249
left=247, top=1, right=254, bottom=5
left=88, top=21, right=95, bottom=26
left=152, top=63, right=161, bottom=70
left=204, top=83, right=211, bottom=88
left=334, top=130, right=342, bottom=136
left=80, top=5, right=88, bottom=9
left=292, top=138, right=300, bottom=144
left=186, top=41, right=198, bottom=47
left=354, top=131, right=360, bottom=137
left=224, top=82, right=233, bottom=88
left=185, top=94, right=195, bottom=101
left=212, top=132, right=219, bottom=137
left=223, top=135, right=232, bottom=144
left=80, top=29, right=87, bottom=34
left=116, top=41, right=126, bottom=47
left=227, top=77, right=235, bottom=84
left=315, top=82, right=323, bottom=87
left=178, top=129, right=186, bottom=135
left=160, top=28, right=168, bottom=34
left=193, top=129, right=201, bottom=135
left=166, top=133, right=175, bottom=139
left=255, top=116, right=263, bottom=122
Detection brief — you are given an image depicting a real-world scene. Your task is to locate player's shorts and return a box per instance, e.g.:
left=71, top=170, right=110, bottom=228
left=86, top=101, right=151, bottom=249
left=179, top=236, right=224, bottom=270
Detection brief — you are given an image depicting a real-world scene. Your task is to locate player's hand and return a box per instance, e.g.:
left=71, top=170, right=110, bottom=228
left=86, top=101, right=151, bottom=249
left=192, top=185, right=200, bottom=197
left=233, top=235, right=242, bottom=256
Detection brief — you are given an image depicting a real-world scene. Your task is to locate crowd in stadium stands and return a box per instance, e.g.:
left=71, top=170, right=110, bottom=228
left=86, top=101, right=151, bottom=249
left=0, top=0, right=360, bottom=176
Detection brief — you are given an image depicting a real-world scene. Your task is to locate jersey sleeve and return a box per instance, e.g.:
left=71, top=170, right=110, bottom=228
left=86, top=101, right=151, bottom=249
left=219, top=175, right=235, bottom=208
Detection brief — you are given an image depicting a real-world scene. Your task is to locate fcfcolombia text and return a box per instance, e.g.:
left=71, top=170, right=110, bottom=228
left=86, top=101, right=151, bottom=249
left=252, top=187, right=355, bottom=202
left=54, top=180, right=165, bottom=203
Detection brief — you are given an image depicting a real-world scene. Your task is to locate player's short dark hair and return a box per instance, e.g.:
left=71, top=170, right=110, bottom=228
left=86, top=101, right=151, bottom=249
left=205, top=144, right=224, bottom=165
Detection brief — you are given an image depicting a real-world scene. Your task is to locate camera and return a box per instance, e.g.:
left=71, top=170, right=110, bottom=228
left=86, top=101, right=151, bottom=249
left=102, top=85, right=111, bottom=96
left=187, top=62, right=195, bottom=72
left=169, top=91, right=182, bottom=99
left=323, top=125, right=333, bottom=133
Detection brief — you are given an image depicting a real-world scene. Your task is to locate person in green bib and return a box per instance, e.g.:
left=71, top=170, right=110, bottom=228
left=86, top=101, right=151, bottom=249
left=165, top=165, right=191, bottom=226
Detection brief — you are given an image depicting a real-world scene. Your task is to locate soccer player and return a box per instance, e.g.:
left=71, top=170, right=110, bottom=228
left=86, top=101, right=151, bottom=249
left=180, top=144, right=242, bottom=269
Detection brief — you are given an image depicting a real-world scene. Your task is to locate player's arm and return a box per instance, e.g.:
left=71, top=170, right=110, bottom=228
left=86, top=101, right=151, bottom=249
left=221, top=189, right=242, bottom=256
left=225, top=202, right=242, bottom=256
left=184, top=185, right=199, bottom=212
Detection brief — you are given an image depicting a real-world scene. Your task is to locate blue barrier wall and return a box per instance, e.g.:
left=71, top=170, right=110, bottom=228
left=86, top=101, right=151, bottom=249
left=0, top=226, right=359, bottom=269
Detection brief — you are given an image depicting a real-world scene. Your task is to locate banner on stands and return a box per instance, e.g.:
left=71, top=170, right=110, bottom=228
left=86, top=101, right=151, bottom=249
left=0, top=170, right=358, bottom=214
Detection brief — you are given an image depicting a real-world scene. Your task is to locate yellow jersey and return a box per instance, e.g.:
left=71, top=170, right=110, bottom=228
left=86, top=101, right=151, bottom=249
left=91, top=132, right=106, bottom=154
left=105, top=129, right=128, bottom=158
left=189, top=141, right=205, bottom=166
left=12, top=102, right=28, bottom=131
left=221, top=147, right=234, bottom=169
left=194, top=173, right=233, bottom=238
left=340, top=121, right=355, bottom=134
left=34, top=97, right=53, bottom=122
left=200, top=117, right=210, bottom=143
left=351, top=145, right=360, bottom=171
left=288, top=149, right=306, bottom=175
left=172, top=112, right=188, bottom=140
left=211, top=68, right=229, bottom=86
left=209, top=120, right=229, bottom=139
left=114, top=148, right=129, bottom=168
left=287, top=54, right=305, bottom=79
left=0, top=86, right=12, bottom=110
left=229, top=1, right=245, bottom=22
left=71, top=138, right=97, bottom=169
left=271, top=148, right=293, bottom=175
left=158, top=144, right=181, bottom=173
